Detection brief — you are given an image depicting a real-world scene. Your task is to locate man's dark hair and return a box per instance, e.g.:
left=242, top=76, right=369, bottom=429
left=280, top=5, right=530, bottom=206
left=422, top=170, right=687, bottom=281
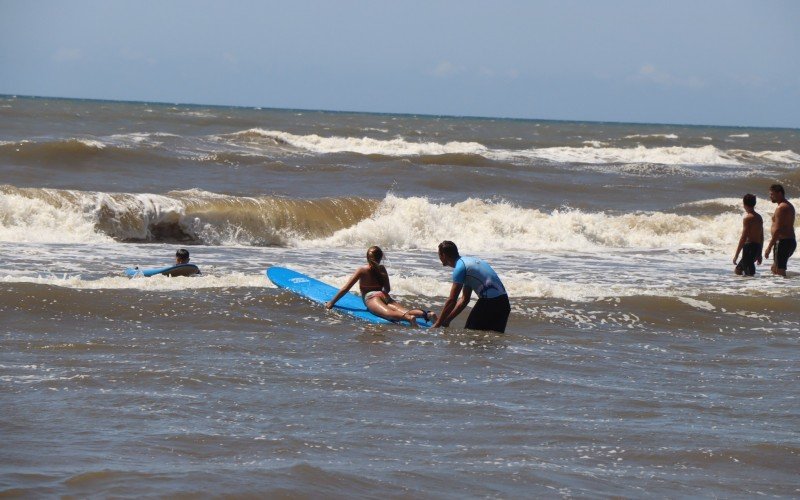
left=743, top=193, right=756, bottom=207
left=770, top=184, right=785, bottom=195
left=438, top=240, right=459, bottom=260
left=176, top=248, right=190, bottom=262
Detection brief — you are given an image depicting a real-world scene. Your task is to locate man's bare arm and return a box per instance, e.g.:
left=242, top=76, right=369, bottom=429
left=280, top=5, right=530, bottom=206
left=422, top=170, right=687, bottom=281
left=766, top=205, right=789, bottom=257
left=733, top=216, right=750, bottom=264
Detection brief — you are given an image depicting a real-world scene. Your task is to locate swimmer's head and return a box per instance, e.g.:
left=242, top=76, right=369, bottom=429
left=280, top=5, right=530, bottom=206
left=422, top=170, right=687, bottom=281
left=176, top=248, right=190, bottom=264
left=743, top=193, right=756, bottom=208
left=366, top=246, right=383, bottom=268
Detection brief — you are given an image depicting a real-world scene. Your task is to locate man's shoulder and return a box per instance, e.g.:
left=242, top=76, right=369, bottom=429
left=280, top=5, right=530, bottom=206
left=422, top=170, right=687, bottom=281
left=452, top=258, right=466, bottom=279
left=745, top=212, right=762, bottom=222
left=777, top=201, right=795, bottom=214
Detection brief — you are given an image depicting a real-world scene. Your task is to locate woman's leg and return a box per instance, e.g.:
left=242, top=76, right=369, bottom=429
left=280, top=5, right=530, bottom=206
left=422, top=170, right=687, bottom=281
left=386, top=302, right=437, bottom=323
left=366, top=298, right=418, bottom=326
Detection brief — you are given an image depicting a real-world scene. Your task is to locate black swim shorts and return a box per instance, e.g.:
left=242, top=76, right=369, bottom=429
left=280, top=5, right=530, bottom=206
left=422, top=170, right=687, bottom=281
left=775, top=239, right=796, bottom=271
left=465, top=294, right=511, bottom=333
left=736, top=242, right=762, bottom=276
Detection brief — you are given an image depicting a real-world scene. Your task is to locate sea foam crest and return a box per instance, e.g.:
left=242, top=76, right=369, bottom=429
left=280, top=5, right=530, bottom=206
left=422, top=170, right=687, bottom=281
left=232, top=128, right=488, bottom=156
left=492, top=145, right=740, bottom=166
left=0, top=186, right=376, bottom=246
left=623, top=134, right=679, bottom=140
left=229, top=129, right=800, bottom=166
left=0, top=186, right=760, bottom=252
left=1, top=272, right=268, bottom=291
left=303, top=194, right=743, bottom=253
left=0, top=189, right=111, bottom=244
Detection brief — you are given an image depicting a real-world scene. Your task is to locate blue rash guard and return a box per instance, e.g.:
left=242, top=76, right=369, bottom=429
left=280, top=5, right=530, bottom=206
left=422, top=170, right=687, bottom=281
left=452, top=256, right=507, bottom=299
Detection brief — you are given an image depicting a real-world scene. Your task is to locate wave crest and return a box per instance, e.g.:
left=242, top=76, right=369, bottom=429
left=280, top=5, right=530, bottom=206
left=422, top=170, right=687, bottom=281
left=0, top=139, right=106, bottom=163
left=223, top=129, right=800, bottom=167
left=0, top=185, right=377, bottom=245
left=309, top=194, right=745, bottom=252
left=0, top=186, right=774, bottom=252
left=228, top=128, right=488, bottom=156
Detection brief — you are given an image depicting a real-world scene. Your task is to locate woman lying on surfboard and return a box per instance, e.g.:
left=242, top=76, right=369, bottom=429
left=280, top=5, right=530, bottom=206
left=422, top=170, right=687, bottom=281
left=325, top=246, right=435, bottom=327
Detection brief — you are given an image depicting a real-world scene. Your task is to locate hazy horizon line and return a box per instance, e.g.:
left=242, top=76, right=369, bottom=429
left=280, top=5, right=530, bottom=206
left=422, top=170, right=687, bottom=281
left=3, top=92, right=798, bottom=132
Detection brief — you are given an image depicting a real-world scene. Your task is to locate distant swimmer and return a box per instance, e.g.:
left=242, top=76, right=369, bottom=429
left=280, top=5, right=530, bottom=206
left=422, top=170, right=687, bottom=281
left=733, top=193, right=763, bottom=276
left=176, top=248, right=191, bottom=265
left=764, top=184, right=796, bottom=277
left=432, top=241, right=510, bottom=333
left=169, top=248, right=200, bottom=276
left=163, top=248, right=200, bottom=276
left=124, top=248, right=200, bottom=277
left=325, top=246, right=435, bottom=327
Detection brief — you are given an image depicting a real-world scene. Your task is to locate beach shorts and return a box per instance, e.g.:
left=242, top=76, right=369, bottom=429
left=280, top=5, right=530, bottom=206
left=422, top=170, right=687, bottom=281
left=465, top=294, right=510, bottom=333
left=775, top=239, right=796, bottom=271
left=735, top=242, right=762, bottom=276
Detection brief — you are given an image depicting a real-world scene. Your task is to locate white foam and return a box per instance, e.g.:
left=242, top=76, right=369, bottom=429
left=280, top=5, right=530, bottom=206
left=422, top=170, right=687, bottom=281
left=301, top=194, right=744, bottom=253
left=76, top=139, right=106, bottom=149
left=729, top=149, right=800, bottom=164
left=623, top=134, right=679, bottom=140
left=728, top=133, right=750, bottom=138
left=232, top=129, right=488, bottom=156
left=0, top=187, right=779, bottom=255
left=179, top=111, right=216, bottom=118
left=226, top=129, right=800, bottom=167
left=0, top=272, right=267, bottom=291
left=494, top=145, right=739, bottom=166
left=677, top=297, right=716, bottom=311
left=107, top=132, right=178, bottom=147
left=0, top=191, right=111, bottom=244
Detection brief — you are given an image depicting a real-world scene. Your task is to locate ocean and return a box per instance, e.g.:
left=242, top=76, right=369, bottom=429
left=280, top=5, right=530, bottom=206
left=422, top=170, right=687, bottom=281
left=1, top=95, right=798, bottom=497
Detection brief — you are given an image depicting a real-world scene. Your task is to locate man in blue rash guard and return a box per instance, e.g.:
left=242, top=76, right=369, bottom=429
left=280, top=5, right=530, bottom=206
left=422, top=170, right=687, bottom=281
left=432, top=240, right=510, bottom=333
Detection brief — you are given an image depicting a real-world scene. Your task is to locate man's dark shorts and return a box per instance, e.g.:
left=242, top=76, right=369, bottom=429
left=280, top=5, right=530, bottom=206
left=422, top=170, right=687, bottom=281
left=736, top=242, right=762, bottom=276
left=775, top=239, right=797, bottom=271
left=465, top=294, right=510, bottom=333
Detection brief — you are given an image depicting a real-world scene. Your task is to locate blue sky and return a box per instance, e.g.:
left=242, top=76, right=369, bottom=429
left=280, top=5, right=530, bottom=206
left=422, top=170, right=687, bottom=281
left=1, top=0, right=798, bottom=127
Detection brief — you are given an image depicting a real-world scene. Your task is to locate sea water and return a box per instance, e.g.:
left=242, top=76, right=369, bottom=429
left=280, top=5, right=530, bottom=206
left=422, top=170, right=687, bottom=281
left=1, top=96, right=798, bottom=497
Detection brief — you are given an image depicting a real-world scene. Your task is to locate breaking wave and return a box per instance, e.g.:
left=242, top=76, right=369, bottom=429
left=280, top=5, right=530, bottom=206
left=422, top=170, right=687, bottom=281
left=0, top=185, right=376, bottom=245
left=225, top=129, right=800, bottom=167
left=0, top=186, right=761, bottom=254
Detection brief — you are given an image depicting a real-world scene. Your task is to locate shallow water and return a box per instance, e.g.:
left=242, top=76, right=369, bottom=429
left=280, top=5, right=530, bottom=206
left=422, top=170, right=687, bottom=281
left=1, top=96, right=799, bottom=497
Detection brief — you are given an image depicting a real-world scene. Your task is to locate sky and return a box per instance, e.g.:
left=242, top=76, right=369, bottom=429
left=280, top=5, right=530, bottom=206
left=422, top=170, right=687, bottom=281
left=1, top=0, right=798, bottom=128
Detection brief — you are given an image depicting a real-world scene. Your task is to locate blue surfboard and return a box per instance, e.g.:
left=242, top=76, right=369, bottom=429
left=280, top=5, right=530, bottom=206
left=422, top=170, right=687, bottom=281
left=125, top=263, right=201, bottom=278
left=266, top=266, right=433, bottom=328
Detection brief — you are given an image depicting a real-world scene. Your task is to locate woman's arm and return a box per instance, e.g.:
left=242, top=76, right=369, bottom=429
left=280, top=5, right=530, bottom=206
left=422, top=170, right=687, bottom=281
left=326, top=269, right=362, bottom=308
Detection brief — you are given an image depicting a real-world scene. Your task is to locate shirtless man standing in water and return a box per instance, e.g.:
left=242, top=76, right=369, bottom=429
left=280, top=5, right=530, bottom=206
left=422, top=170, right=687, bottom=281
left=764, top=184, right=796, bottom=277
left=733, top=194, right=763, bottom=276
